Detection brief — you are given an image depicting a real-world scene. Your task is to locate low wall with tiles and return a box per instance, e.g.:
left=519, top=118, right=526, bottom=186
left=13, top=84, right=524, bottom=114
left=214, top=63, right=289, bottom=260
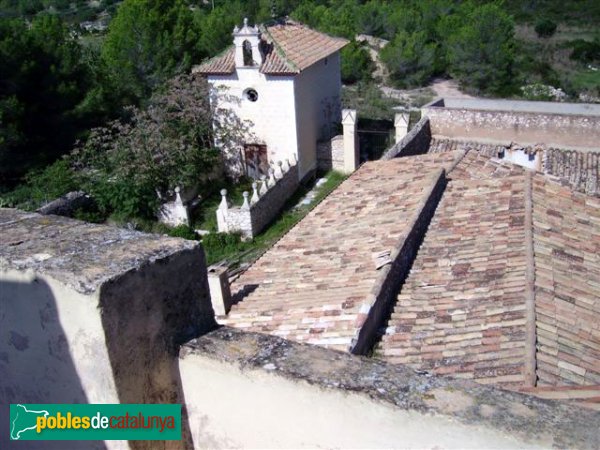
left=422, top=98, right=600, bottom=150
left=179, top=327, right=599, bottom=450
left=351, top=168, right=447, bottom=354
left=543, top=147, right=600, bottom=196
left=381, top=116, right=431, bottom=160
left=317, top=135, right=345, bottom=171
left=217, top=161, right=299, bottom=239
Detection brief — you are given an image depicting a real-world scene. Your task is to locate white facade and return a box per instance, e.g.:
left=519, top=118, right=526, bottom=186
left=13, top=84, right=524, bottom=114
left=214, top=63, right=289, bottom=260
left=205, top=24, right=343, bottom=180
left=209, top=71, right=299, bottom=174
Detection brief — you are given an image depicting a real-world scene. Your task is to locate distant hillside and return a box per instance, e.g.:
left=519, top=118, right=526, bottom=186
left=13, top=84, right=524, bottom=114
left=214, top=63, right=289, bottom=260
left=0, top=0, right=120, bottom=25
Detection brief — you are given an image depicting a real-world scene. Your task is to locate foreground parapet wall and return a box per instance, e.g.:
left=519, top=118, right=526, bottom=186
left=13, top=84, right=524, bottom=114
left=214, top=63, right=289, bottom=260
left=0, top=209, right=216, bottom=450
left=422, top=98, right=600, bottom=150
left=180, top=327, right=600, bottom=449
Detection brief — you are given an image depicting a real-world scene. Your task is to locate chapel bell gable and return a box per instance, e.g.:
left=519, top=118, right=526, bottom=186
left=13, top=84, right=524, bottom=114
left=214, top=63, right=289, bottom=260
left=233, top=18, right=264, bottom=68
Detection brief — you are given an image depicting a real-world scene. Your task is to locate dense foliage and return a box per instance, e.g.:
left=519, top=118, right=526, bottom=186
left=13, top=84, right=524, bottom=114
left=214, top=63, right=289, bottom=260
left=71, top=74, right=220, bottom=220
left=380, top=30, right=436, bottom=88
left=101, top=0, right=201, bottom=101
left=534, top=18, right=557, bottom=38
left=0, top=15, right=123, bottom=186
left=1, top=0, right=598, bottom=220
left=340, top=41, right=374, bottom=84
left=446, top=3, right=516, bottom=94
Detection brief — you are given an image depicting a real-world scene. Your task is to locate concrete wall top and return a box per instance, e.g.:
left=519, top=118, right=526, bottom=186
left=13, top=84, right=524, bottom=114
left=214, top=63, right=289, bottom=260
left=182, top=327, right=600, bottom=449
left=0, top=208, right=199, bottom=294
left=424, top=97, right=600, bottom=117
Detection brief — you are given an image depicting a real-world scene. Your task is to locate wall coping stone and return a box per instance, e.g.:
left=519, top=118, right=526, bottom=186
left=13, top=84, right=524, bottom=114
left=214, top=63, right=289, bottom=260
left=181, top=327, right=600, bottom=450
left=423, top=97, right=600, bottom=117
left=381, top=116, right=431, bottom=160
left=0, top=208, right=199, bottom=294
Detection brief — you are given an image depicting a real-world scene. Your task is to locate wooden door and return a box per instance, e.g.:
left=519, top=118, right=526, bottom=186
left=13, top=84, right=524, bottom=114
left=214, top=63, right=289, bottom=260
left=244, top=144, right=269, bottom=179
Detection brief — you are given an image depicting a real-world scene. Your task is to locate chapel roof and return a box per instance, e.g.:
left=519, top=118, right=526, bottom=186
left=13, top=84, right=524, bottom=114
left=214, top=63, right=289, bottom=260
left=193, top=21, right=349, bottom=76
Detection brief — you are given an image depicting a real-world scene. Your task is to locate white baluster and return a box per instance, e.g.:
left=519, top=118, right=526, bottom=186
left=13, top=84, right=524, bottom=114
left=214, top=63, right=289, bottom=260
left=241, top=191, right=250, bottom=210
left=251, top=182, right=259, bottom=204
left=268, top=168, right=276, bottom=186
left=259, top=176, right=269, bottom=195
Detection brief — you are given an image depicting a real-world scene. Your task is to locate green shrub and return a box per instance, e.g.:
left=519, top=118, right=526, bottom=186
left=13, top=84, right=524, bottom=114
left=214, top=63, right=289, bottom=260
left=341, top=41, right=374, bottom=84
left=201, top=232, right=245, bottom=265
left=380, top=30, right=436, bottom=88
left=84, top=177, right=159, bottom=221
left=166, top=224, right=198, bottom=240
left=202, top=232, right=242, bottom=249
left=568, top=39, right=600, bottom=63
left=446, top=4, right=516, bottom=95
left=534, top=19, right=557, bottom=38
left=0, top=159, right=78, bottom=210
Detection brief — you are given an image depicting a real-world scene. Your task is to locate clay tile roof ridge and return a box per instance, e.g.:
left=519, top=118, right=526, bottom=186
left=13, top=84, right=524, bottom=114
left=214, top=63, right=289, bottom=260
left=193, top=45, right=235, bottom=75
left=260, top=24, right=299, bottom=74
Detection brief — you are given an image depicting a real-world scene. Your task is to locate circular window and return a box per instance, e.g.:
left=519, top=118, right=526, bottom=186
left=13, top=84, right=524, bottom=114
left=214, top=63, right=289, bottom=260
left=243, top=88, right=259, bottom=102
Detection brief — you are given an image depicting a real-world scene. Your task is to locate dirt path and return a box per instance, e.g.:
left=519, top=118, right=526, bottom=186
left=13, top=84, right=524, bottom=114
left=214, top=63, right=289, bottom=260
left=356, top=34, right=476, bottom=107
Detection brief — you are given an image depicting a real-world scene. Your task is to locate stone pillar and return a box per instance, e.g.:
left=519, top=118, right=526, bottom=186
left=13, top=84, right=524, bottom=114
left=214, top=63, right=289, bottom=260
left=342, top=109, right=358, bottom=174
left=395, top=112, right=410, bottom=143
left=207, top=265, right=232, bottom=316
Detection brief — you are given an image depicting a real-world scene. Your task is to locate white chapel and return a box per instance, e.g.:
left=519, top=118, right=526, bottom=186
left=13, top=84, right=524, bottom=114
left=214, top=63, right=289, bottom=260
left=194, top=19, right=348, bottom=180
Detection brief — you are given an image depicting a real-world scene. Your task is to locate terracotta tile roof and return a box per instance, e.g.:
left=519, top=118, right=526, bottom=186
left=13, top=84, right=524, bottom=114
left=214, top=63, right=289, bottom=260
left=219, top=152, right=460, bottom=351
left=518, top=385, right=600, bottom=411
left=379, top=149, right=600, bottom=390
left=543, top=148, right=600, bottom=196
left=532, top=177, right=600, bottom=385
left=193, top=47, right=235, bottom=75
left=429, top=138, right=505, bottom=158
left=194, top=22, right=348, bottom=75
left=378, top=170, right=530, bottom=387
left=430, top=138, right=600, bottom=196
left=449, top=148, right=526, bottom=181
left=261, top=23, right=348, bottom=73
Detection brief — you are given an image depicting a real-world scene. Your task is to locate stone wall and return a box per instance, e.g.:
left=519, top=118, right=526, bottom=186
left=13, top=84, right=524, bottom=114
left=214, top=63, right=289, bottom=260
left=179, top=327, right=600, bottom=449
left=381, top=116, right=431, bottom=160
left=217, top=159, right=299, bottom=239
left=422, top=98, right=600, bottom=150
left=316, top=134, right=344, bottom=171
left=0, top=209, right=216, bottom=450
left=37, top=191, right=94, bottom=217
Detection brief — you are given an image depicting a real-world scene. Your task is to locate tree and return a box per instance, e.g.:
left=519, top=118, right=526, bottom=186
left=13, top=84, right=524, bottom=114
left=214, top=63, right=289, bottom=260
left=534, top=18, right=557, bottom=38
left=194, top=3, right=244, bottom=58
left=71, top=74, right=224, bottom=220
left=446, top=3, right=516, bottom=94
left=102, top=0, right=201, bottom=102
left=380, top=30, right=436, bottom=88
left=0, top=15, right=96, bottom=186
left=341, top=41, right=374, bottom=84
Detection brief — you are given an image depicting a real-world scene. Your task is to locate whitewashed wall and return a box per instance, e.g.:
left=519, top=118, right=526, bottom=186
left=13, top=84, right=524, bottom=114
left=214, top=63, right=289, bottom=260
left=208, top=51, right=343, bottom=181
left=293, top=52, right=342, bottom=179
left=208, top=70, right=298, bottom=171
